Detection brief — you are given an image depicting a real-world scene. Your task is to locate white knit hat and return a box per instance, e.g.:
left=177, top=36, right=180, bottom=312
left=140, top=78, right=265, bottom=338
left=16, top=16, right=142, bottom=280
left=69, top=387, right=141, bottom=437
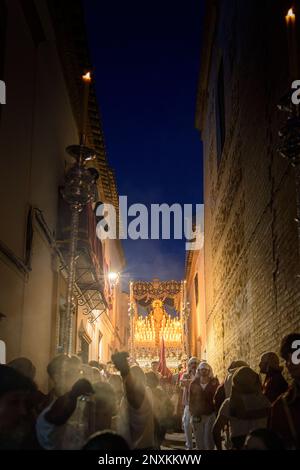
left=188, top=357, right=199, bottom=366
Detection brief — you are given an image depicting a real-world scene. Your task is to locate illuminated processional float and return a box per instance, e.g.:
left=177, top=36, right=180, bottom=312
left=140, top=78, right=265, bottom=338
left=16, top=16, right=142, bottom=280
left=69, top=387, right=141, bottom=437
left=128, top=279, right=190, bottom=370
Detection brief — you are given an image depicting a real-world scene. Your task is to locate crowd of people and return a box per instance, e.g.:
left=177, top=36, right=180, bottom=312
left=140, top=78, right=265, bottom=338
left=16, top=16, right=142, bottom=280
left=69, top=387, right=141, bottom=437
left=0, top=332, right=299, bottom=451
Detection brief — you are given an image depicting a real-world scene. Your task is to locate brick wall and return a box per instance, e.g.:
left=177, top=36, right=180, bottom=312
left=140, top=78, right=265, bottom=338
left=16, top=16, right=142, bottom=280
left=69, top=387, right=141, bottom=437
left=199, top=0, right=300, bottom=380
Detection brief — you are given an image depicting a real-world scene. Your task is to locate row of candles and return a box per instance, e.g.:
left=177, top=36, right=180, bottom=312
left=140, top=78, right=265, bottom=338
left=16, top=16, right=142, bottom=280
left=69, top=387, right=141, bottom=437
left=137, top=315, right=181, bottom=326
left=134, top=317, right=182, bottom=343
left=135, top=316, right=181, bottom=328
left=134, top=332, right=182, bottom=343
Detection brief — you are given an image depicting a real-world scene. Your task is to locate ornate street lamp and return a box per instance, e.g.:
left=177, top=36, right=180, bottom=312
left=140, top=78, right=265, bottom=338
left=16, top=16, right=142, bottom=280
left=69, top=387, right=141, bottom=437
left=60, top=72, right=99, bottom=355
left=108, top=271, right=120, bottom=289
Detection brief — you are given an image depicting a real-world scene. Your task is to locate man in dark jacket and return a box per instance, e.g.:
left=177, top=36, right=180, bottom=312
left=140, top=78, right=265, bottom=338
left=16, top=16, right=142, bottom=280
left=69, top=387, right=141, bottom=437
left=269, top=333, right=300, bottom=449
left=259, top=352, right=288, bottom=404
left=189, top=361, right=219, bottom=450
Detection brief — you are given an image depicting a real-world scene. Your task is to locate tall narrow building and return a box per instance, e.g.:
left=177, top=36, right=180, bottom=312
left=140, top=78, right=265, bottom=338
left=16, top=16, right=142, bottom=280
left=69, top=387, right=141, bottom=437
left=0, top=0, right=127, bottom=390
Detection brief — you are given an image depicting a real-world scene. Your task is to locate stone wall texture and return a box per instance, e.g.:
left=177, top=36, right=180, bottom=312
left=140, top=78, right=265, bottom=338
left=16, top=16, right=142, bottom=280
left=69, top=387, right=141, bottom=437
left=200, top=0, right=300, bottom=380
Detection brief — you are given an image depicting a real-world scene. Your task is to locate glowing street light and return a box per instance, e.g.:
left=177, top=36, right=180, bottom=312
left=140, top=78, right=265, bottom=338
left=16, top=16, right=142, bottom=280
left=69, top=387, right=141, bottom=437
left=108, top=271, right=120, bottom=288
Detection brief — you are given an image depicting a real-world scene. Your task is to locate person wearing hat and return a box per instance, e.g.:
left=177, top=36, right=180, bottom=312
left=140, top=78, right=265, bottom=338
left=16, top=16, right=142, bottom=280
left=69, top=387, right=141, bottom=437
left=180, top=356, right=199, bottom=450
left=259, top=352, right=288, bottom=404
left=189, top=361, right=219, bottom=450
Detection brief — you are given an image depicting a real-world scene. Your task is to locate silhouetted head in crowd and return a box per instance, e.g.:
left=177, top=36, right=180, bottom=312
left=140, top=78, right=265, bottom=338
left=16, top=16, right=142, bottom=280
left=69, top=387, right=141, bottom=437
left=7, top=357, right=36, bottom=381
left=196, top=361, right=213, bottom=381
left=230, top=367, right=271, bottom=419
left=0, top=365, right=36, bottom=448
left=47, top=354, right=82, bottom=396
left=88, top=360, right=100, bottom=369
left=81, top=364, right=95, bottom=383
left=223, top=361, right=248, bottom=398
left=228, top=360, right=249, bottom=372
left=259, top=352, right=281, bottom=375
left=232, top=367, right=261, bottom=395
left=83, top=430, right=129, bottom=451
left=188, top=357, right=198, bottom=374
left=145, top=371, right=160, bottom=389
left=93, top=382, right=116, bottom=431
left=230, top=366, right=271, bottom=420
left=181, top=358, right=188, bottom=370
left=244, top=428, right=285, bottom=450
left=151, top=361, right=159, bottom=374
left=280, top=333, right=300, bottom=381
left=91, top=367, right=102, bottom=384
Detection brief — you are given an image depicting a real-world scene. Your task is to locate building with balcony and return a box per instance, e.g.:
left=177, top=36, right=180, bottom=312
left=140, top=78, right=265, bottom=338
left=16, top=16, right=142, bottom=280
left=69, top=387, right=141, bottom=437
left=0, top=0, right=128, bottom=390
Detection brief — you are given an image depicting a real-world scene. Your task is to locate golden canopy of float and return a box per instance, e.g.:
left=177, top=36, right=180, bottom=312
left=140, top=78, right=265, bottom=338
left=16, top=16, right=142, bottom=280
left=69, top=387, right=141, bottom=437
left=128, top=279, right=189, bottom=369
left=135, top=299, right=182, bottom=346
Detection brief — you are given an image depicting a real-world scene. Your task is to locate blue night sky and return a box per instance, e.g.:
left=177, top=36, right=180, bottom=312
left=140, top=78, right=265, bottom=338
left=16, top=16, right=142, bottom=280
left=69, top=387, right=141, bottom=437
left=84, top=0, right=204, bottom=282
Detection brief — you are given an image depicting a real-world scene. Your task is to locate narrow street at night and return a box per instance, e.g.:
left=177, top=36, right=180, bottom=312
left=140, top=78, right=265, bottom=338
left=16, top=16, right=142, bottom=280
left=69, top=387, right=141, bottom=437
left=0, top=0, right=300, bottom=462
